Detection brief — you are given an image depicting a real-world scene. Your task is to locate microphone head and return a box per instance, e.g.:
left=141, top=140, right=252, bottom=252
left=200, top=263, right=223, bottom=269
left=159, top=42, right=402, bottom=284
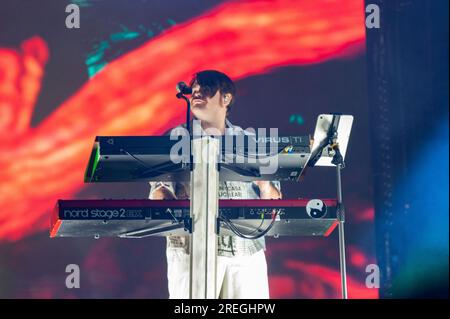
left=176, top=82, right=192, bottom=95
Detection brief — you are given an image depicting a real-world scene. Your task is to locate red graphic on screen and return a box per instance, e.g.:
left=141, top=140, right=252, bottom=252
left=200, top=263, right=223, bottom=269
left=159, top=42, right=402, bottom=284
left=0, top=0, right=365, bottom=241
left=0, top=0, right=375, bottom=299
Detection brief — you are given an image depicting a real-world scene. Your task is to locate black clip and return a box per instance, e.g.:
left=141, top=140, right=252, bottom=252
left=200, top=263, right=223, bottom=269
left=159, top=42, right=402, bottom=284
left=337, top=203, right=345, bottom=222
left=184, top=217, right=193, bottom=233
left=216, top=217, right=221, bottom=235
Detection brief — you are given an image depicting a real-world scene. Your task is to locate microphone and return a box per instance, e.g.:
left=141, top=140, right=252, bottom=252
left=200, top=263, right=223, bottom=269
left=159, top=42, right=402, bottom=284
left=176, top=82, right=192, bottom=133
left=176, top=82, right=192, bottom=95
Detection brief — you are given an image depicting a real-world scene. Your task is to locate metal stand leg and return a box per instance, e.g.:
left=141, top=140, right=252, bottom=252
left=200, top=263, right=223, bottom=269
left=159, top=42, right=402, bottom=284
left=338, top=222, right=348, bottom=299
left=336, top=164, right=348, bottom=299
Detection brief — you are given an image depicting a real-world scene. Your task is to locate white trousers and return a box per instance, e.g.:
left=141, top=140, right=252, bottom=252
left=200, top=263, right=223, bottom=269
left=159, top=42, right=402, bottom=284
left=167, top=248, right=270, bottom=299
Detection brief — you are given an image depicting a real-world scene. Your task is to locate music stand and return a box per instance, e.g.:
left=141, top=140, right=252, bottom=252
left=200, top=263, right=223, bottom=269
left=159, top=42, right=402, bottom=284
left=309, top=113, right=354, bottom=299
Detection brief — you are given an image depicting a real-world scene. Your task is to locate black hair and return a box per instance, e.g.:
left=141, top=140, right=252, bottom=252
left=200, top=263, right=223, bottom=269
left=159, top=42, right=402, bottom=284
left=189, top=70, right=236, bottom=113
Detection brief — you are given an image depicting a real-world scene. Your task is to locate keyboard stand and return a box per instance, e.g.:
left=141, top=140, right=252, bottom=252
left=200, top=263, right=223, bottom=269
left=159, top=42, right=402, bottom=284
left=51, top=113, right=354, bottom=299
left=189, top=137, right=220, bottom=299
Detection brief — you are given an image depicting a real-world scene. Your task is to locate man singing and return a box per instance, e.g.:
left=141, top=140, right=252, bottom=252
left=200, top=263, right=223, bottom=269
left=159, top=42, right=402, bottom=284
left=149, top=70, right=281, bottom=299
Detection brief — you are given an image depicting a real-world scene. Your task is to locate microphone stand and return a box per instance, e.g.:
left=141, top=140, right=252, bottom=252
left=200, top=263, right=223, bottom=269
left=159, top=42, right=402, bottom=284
left=176, top=92, right=191, bottom=135
left=176, top=92, right=194, bottom=172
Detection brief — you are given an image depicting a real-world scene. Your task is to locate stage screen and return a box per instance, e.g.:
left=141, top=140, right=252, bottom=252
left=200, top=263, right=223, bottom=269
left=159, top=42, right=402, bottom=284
left=0, top=0, right=377, bottom=298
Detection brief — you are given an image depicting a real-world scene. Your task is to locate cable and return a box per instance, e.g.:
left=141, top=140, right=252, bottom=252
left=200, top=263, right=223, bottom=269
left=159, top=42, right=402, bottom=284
left=223, top=181, right=236, bottom=256
left=220, top=215, right=272, bottom=240
left=219, top=209, right=280, bottom=240
left=244, top=213, right=266, bottom=236
left=164, top=206, right=181, bottom=224
left=120, top=148, right=154, bottom=170
left=231, top=149, right=281, bottom=159
left=222, top=181, right=279, bottom=239
left=120, top=148, right=184, bottom=178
